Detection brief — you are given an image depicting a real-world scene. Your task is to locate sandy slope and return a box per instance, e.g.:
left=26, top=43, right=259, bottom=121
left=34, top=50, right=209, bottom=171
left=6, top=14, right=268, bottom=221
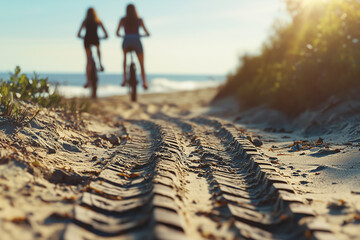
left=0, top=106, right=126, bottom=239
left=0, top=88, right=359, bottom=239
left=229, top=92, right=360, bottom=240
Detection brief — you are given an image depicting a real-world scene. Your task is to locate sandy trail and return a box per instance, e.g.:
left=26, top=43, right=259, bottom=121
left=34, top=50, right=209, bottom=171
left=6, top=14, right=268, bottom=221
left=59, top=90, right=335, bottom=239
left=64, top=117, right=334, bottom=239
left=0, top=88, right=357, bottom=239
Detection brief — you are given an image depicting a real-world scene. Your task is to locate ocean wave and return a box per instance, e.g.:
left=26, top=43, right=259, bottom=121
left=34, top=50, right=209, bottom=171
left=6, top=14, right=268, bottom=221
left=54, top=85, right=128, bottom=98
left=55, top=77, right=223, bottom=98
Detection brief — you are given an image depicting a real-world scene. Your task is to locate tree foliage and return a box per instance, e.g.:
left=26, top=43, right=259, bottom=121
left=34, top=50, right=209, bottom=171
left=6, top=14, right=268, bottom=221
left=217, top=0, right=360, bottom=115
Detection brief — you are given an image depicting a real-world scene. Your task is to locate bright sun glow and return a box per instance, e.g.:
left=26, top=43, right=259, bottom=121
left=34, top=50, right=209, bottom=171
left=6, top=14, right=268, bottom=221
left=302, top=0, right=327, bottom=7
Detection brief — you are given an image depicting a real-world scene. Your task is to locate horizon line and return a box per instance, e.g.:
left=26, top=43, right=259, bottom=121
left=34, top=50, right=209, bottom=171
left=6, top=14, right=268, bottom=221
left=0, top=71, right=227, bottom=76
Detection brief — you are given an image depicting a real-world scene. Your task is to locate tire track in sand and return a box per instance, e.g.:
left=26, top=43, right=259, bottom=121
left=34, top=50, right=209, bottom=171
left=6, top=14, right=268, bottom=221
left=186, top=117, right=336, bottom=240
left=153, top=115, right=336, bottom=240
left=63, top=117, right=336, bottom=240
left=63, top=121, right=188, bottom=240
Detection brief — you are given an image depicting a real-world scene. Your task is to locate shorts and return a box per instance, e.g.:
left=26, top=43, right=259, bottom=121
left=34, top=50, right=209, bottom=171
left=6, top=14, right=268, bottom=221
left=122, top=35, right=143, bottom=54
left=84, top=38, right=99, bottom=49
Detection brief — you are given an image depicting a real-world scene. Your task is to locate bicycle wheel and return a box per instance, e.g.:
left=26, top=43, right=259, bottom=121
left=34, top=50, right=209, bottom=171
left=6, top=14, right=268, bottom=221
left=89, top=63, right=98, bottom=99
left=129, top=62, right=137, bottom=102
left=91, top=78, right=97, bottom=99
left=130, top=82, right=137, bottom=102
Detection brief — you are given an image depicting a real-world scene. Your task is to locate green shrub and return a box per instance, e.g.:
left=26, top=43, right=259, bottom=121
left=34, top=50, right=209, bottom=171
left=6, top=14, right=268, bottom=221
left=217, top=0, right=360, bottom=115
left=0, top=66, right=90, bottom=125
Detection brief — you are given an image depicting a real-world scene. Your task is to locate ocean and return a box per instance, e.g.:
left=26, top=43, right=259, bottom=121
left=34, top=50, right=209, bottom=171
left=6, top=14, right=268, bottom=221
left=0, top=72, right=225, bottom=98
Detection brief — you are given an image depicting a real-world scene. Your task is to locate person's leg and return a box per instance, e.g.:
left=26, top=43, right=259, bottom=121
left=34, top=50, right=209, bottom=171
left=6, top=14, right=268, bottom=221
left=85, top=47, right=91, bottom=60
left=122, top=50, right=128, bottom=86
left=136, top=52, right=148, bottom=90
left=96, top=45, right=104, bottom=71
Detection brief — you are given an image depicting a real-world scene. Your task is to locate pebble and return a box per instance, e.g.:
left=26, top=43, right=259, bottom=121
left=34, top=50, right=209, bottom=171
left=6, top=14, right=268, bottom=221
left=252, top=139, right=263, bottom=147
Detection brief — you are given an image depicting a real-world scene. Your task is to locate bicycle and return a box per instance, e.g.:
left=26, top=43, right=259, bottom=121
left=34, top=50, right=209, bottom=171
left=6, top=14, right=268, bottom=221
left=119, top=35, right=148, bottom=102
left=78, top=37, right=107, bottom=99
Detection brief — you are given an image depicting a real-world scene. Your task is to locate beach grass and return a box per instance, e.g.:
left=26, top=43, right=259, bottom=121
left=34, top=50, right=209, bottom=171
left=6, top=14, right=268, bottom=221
left=0, top=66, right=90, bottom=126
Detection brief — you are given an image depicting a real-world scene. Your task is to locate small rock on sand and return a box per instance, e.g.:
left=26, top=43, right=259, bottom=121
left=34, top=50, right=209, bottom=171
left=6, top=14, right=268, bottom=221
left=252, top=139, right=263, bottom=147
left=108, top=135, right=120, bottom=145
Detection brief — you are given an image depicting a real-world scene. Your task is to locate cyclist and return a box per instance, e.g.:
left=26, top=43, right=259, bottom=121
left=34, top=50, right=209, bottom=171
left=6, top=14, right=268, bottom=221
left=116, top=4, right=150, bottom=90
left=77, top=7, right=108, bottom=88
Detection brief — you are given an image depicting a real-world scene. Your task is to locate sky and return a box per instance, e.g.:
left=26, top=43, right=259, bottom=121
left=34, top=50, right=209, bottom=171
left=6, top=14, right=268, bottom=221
left=0, top=0, right=288, bottom=75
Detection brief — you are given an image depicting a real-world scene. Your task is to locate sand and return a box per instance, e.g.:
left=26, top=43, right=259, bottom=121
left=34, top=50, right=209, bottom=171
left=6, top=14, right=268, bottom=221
left=231, top=90, right=360, bottom=240
left=0, top=88, right=359, bottom=239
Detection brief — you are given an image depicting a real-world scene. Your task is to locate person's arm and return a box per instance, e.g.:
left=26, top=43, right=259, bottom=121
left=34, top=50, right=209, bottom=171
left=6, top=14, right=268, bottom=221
left=77, top=21, right=85, bottom=39
left=116, top=18, right=124, bottom=37
left=140, top=19, right=150, bottom=36
left=99, top=22, right=108, bottom=39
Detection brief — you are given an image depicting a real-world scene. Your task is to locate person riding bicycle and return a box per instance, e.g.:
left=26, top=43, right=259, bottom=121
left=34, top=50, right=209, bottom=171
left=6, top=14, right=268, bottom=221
left=116, top=4, right=150, bottom=90
left=77, top=7, right=108, bottom=88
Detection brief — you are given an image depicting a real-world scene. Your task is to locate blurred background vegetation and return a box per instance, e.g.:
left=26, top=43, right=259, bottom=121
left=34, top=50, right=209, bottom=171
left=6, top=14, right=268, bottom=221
left=216, top=0, right=360, bottom=115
